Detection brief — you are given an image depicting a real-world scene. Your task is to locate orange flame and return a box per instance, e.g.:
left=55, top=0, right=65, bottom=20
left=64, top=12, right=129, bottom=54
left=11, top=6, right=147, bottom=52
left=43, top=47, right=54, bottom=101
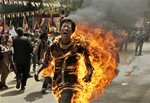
left=71, top=24, right=118, bottom=103
left=41, top=23, right=119, bottom=103
left=41, top=58, right=55, bottom=77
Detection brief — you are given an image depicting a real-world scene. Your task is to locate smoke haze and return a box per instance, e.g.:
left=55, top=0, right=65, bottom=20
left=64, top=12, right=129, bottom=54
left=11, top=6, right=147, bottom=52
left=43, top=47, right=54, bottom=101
left=68, top=0, right=148, bottom=30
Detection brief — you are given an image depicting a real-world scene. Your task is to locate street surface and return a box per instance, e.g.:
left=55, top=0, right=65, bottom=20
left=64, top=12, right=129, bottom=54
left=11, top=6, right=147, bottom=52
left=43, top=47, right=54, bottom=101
left=1, top=41, right=150, bottom=103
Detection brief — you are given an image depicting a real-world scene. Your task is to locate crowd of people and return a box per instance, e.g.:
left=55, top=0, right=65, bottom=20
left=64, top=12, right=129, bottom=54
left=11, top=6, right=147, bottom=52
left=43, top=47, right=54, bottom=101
left=0, top=18, right=94, bottom=103
left=0, top=24, right=59, bottom=91
left=117, top=27, right=148, bottom=56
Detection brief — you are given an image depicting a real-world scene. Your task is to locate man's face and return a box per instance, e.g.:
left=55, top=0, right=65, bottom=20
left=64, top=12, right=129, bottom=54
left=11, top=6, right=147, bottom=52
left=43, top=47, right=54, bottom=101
left=60, top=22, right=72, bottom=39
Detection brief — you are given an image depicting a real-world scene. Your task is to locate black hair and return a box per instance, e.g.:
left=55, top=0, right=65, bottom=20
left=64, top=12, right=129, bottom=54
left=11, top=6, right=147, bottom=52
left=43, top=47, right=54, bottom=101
left=16, top=27, right=23, bottom=36
left=60, top=18, right=76, bottom=33
left=24, top=32, right=30, bottom=37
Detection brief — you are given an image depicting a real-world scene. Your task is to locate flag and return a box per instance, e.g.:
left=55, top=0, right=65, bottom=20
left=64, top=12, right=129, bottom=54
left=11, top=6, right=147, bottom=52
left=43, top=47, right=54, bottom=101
left=0, top=15, right=6, bottom=35
left=57, top=18, right=61, bottom=31
left=33, top=21, right=39, bottom=31
left=51, top=15, right=56, bottom=27
left=22, top=15, right=28, bottom=31
left=39, top=17, right=45, bottom=27
left=47, top=18, right=51, bottom=33
left=9, top=18, right=13, bottom=27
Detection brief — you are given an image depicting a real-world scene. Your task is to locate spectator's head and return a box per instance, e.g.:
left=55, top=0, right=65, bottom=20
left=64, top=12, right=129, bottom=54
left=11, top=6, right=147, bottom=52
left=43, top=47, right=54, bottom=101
left=24, top=32, right=30, bottom=37
left=16, top=27, right=23, bottom=36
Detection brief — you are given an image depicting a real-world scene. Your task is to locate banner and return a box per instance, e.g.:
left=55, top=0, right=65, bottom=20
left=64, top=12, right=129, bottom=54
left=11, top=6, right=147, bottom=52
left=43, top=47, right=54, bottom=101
left=47, top=18, right=51, bottom=33
left=33, top=21, right=39, bottom=31
left=22, top=15, right=28, bottom=31
left=0, top=15, right=5, bottom=35
left=39, top=17, right=45, bottom=27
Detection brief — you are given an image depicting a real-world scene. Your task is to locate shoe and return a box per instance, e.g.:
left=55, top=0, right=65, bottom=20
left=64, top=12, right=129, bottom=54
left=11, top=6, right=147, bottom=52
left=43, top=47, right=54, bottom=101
left=16, top=81, right=21, bottom=89
left=33, top=68, right=36, bottom=71
left=41, top=88, right=46, bottom=93
left=21, top=86, right=25, bottom=90
left=48, top=87, right=52, bottom=91
left=34, top=74, right=40, bottom=82
left=2, top=84, right=8, bottom=89
left=0, top=84, right=8, bottom=89
left=14, top=76, right=16, bottom=79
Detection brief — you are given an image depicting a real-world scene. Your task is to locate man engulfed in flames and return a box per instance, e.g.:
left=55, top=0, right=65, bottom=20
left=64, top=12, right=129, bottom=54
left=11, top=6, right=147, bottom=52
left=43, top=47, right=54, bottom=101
left=34, top=18, right=119, bottom=103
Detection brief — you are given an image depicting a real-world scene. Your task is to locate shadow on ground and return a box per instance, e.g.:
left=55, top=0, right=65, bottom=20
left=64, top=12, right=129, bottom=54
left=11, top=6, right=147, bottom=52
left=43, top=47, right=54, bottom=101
left=24, top=91, right=51, bottom=102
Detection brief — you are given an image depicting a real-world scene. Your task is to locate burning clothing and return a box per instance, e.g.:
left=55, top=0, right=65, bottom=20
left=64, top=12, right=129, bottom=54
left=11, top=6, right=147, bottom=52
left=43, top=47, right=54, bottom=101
left=41, top=38, right=93, bottom=102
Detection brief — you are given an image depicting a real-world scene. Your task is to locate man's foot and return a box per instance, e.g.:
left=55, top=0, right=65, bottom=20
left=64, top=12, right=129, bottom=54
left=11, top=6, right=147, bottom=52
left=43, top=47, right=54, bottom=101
left=34, top=74, right=40, bottom=82
left=0, top=84, right=8, bottom=89
left=16, top=81, right=21, bottom=89
left=3, top=84, right=8, bottom=89
left=134, top=54, right=138, bottom=56
left=21, top=86, right=25, bottom=90
left=48, top=87, right=52, bottom=92
left=33, top=68, right=36, bottom=71
left=14, top=76, right=16, bottom=79
left=41, top=88, right=46, bottom=93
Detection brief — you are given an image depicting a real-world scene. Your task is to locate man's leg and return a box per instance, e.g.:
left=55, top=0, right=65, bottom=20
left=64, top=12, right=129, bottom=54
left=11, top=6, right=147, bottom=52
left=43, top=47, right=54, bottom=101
left=21, top=64, right=30, bottom=90
left=0, top=61, right=9, bottom=88
left=41, top=77, right=52, bottom=93
left=139, top=42, right=144, bottom=55
left=135, top=42, right=139, bottom=55
left=16, top=65, right=22, bottom=89
left=59, top=89, right=73, bottom=103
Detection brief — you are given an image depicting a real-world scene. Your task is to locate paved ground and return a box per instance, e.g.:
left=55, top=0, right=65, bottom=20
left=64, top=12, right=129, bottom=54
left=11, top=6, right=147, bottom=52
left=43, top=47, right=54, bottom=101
left=1, top=41, right=150, bottom=103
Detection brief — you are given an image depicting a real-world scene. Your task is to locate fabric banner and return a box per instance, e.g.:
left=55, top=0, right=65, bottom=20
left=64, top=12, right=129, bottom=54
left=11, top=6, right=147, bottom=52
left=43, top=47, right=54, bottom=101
left=33, top=21, right=39, bottom=31
left=22, top=15, right=28, bottom=31
left=47, top=18, right=51, bottom=33
left=39, top=17, right=45, bottom=27
left=0, top=15, right=5, bottom=35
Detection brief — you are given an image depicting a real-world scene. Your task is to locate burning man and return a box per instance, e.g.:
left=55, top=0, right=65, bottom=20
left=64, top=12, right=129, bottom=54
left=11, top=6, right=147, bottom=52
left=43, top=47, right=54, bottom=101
left=34, top=18, right=94, bottom=103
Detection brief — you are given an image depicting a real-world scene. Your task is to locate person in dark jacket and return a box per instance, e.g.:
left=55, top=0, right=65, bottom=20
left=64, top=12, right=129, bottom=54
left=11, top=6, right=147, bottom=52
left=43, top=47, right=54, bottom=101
left=134, top=28, right=146, bottom=56
left=12, top=27, right=33, bottom=90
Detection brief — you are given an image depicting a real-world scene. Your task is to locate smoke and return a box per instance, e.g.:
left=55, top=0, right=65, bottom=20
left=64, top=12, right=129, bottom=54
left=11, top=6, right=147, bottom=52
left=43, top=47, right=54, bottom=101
left=68, top=0, right=148, bottom=31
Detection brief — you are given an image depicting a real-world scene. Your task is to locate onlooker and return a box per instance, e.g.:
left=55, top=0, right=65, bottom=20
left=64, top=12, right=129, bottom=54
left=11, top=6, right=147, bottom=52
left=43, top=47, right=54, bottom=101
left=0, top=35, right=13, bottom=89
left=12, top=27, right=33, bottom=90
left=33, top=32, right=51, bottom=93
left=134, top=28, right=146, bottom=56
left=34, top=32, right=48, bottom=64
left=30, top=32, right=38, bottom=71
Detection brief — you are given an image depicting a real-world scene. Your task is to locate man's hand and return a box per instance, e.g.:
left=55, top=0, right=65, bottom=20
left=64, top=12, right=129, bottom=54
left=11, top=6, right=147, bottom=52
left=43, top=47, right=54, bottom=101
left=83, top=74, right=92, bottom=82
